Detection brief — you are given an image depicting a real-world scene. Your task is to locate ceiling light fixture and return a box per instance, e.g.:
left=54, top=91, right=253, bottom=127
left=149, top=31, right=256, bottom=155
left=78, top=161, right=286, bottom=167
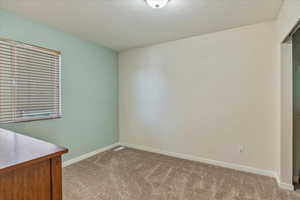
left=145, top=0, right=170, bottom=9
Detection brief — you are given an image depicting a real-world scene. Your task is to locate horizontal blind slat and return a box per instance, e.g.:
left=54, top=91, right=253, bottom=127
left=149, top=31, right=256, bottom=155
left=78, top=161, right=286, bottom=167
left=0, top=75, right=59, bottom=84
left=0, top=101, right=60, bottom=105
left=0, top=67, right=59, bottom=77
left=0, top=99, right=59, bottom=104
left=0, top=73, right=59, bottom=81
left=0, top=86, right=59, bottom=90
left=0, top=54, right=59, bottom=67
left=0, top=60, right=59, bottom=73
left=0, top=70, right=59, bottom=80
left=0, top=57, right=59, bottom=69
left=0, top=111, right=59, bottom=117
left=0, top=94, right=58, bottom=97
left=0, top=107, right=58, bottom=112
left=0, top=42, right=59, bottom=57
left=0, top=48, right=59, bottom=62
left=0, top=46, right=59, bottom=60
left=0, top=80, right=58, bottom=87
left=0, top=96, right=59, bottom=100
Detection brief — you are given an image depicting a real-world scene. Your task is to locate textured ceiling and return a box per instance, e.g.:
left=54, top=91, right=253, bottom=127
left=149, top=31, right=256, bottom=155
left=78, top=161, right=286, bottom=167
left=0, top=0, right=283, bottom=51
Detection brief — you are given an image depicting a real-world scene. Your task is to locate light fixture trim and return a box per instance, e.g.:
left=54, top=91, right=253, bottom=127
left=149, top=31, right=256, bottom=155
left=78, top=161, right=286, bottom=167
left=145, top=0, right=170, bottom=9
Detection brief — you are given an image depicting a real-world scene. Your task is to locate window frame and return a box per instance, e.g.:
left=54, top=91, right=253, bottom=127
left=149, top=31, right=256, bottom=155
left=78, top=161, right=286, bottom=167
left=0, top=37, right=62, bottom=123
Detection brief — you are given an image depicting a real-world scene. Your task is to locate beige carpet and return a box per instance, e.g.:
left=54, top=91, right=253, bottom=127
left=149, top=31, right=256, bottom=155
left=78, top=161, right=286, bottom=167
left=63, top=147, right=300, bottom=200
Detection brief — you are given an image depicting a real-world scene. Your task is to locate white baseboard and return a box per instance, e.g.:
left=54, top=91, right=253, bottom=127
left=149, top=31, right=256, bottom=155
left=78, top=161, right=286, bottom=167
left=121, top=143, right=275, bottom=176
left=278, top=182, right=294, bottom=191
left=275, top=175, right=295, bottom=191
left=62, top=142, right=120, bottom=167
left=121, top=143, right=294, bottom=191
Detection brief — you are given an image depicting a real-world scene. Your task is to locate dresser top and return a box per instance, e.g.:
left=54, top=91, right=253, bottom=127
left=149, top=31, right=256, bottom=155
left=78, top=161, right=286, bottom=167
left=0, top=128, right=68, bottom=173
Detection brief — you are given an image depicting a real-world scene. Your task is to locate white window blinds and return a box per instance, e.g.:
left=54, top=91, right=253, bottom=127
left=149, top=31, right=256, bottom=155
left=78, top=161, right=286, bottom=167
left=0, top=38, right=61, bottom=123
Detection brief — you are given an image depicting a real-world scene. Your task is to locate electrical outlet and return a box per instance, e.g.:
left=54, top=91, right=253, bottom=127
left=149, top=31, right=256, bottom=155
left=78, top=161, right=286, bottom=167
left=239, top=145, right=245, bottom=153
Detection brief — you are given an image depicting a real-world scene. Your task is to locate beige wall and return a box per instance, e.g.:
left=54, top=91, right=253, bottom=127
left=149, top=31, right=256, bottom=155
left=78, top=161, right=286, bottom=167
left=119, top=22, right=278, bottom=173
left=118, top=0, right=300, bottom=189
left=276, top=0, right=300, bottom=186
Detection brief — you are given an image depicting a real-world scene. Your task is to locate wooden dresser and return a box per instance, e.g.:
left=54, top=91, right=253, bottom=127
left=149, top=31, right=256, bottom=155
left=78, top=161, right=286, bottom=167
left=0, top=128, right=68, bottom=200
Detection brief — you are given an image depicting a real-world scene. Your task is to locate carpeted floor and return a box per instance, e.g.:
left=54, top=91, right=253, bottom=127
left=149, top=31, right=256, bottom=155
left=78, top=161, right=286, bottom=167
left=63, top=147, right=300, bottom=200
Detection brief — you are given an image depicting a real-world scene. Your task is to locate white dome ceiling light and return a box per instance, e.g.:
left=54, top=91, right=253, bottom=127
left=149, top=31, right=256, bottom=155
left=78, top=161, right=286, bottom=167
left=145, top=0, right=170, bottom=9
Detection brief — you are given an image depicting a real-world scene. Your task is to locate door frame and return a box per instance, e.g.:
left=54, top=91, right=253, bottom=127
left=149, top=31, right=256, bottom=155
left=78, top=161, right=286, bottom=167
left=281, top=20, right=300, bottom=190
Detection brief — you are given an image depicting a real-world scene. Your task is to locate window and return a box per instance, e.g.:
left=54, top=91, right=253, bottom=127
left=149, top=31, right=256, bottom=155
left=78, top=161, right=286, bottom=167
left=0, top=38, right=61, bottom=123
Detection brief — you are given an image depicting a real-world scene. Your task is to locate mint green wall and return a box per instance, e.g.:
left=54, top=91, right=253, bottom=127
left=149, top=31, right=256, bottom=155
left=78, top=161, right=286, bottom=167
left=0, top=9, right=119, bottom=161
